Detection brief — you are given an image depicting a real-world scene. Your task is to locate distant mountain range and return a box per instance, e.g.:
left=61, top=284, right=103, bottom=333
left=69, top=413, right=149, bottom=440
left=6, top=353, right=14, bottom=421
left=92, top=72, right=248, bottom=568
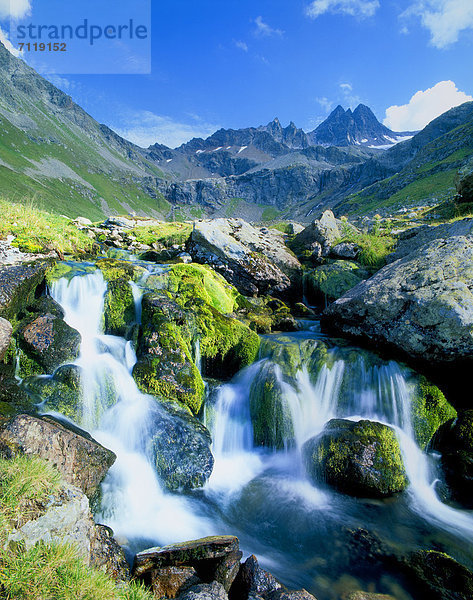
left=0, top=41, right=472, bottom=221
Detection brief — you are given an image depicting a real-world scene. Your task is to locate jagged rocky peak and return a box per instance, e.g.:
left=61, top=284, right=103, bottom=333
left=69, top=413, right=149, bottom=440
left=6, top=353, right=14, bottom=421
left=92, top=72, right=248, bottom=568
left=311, top=103, right=414, bottom=148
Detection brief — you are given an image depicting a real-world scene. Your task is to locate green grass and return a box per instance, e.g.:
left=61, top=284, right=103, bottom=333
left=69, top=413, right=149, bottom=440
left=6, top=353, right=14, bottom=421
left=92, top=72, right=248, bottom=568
left=338, top=226, right=396, bottom=268
left=0, top=455, right=153, bottom=600
left=0, top=198, right=94, bottom=255
left=261, top=206, right=281, bottom=221
left=131, top=221, right=192, bottom=247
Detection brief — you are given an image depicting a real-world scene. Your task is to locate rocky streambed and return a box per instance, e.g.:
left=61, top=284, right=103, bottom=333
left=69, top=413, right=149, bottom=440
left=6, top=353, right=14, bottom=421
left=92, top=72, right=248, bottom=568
left=0, top=213, right=473, bottom=599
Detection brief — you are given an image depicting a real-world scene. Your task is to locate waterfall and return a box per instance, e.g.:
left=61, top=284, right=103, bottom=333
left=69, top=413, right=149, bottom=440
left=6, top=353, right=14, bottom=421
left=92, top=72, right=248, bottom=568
left=50, top=269, right=213, bottom=546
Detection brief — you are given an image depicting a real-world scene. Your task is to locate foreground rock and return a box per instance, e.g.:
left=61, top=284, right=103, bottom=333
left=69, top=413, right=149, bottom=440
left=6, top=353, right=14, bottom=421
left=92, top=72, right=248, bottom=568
left=430, top=410, right=473, bottom=508
left=323, top=233, right=473, bottom=366
left=189, top=218, right=301, bottom=298
left=303, top=419, right=408, bottom=498
left=0, top=414, right=116, bottom=498
left=133, top=535, right=242, bottom=593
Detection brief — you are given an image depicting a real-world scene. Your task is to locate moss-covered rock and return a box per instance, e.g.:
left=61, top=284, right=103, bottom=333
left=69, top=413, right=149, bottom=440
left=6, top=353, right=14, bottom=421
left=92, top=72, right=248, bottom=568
left=0, top=260, right=53, bottom=321
left=304, top=260, right=369, bottom=306
left=103, top=278, right=135, bottom=336
left=400, top=550, right=473, bottom=600
left=95, top=258, right=146, bottom=283
left=148, top=263, right=238, bottom=314
left=430, top=410, right=473, bottom=508
left=22, top=373, right=83, bottom=422
left=303, top=419, right=408, bottom=498
left=411, top=376, right=457, bottom=449
left=133, top=293, right=205, bottom=414
left=147, top=401, right=214, bottom=491
left=235, top=295, right=299, bottom=333
left=249, top=362, right=295, bottom=450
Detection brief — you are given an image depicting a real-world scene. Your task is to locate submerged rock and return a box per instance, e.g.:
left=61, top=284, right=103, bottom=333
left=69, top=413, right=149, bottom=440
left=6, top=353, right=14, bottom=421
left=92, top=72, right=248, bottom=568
left=303, top=419, right=408, bottom=498
left=400, top=550, right=473, bottom=600
left=323, top=233, right=473, bottom=367
left=149, top=402, right=214, bottom=491
left=430, top=410, right=473, bottom=508
left=0, top=414, right=115, bottom=498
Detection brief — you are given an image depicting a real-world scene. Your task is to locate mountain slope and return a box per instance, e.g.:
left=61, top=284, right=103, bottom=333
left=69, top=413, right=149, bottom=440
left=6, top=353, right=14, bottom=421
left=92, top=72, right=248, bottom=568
left=336, top=102, right=473, bottom=216
left=0, top=42, right=170, bottom=220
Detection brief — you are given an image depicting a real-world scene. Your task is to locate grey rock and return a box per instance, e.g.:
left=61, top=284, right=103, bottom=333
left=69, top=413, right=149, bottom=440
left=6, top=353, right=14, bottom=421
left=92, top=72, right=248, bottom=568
left=178, top=581, right=228, bottom=600
left=267, top=590, right=318, bottom=600
left=232, top=555, right=283, bottom=599
left=189, top=218, right=300, bottom=297
left=330, top=241, right=360, bottom=259
left=289, top=211, right=354, bottom=259
left=74, top=217, right=92, bottom=226
left=388, top=218, right=473, bottom=262
left=0, top=317, right=13, bottom=361
left=146, top=566, right=200, bottom=599
left=7, top=483, right=94, bottom=560
left=104, top=216, right=136, bottom=229
left=0, top=414, right=116, bottom=498
left=323, top=234, right=473, bottom=364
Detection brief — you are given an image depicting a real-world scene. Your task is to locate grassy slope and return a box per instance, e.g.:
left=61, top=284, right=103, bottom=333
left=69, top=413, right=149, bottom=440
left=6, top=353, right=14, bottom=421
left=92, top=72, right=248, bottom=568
left=338, top=119, right=473, bottom=216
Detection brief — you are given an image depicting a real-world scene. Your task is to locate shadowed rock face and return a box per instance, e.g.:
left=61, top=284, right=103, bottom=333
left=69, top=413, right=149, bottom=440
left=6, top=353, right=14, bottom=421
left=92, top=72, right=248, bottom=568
left=0, top=414, right=116, bottom=498
left=0, top=317, right=12, bottom=361
left=0, top=260, right=51, bottom=320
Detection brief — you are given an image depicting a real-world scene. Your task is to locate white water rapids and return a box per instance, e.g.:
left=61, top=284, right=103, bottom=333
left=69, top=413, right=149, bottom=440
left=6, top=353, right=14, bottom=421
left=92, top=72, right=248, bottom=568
left=48, top=265, right=473, bottom=590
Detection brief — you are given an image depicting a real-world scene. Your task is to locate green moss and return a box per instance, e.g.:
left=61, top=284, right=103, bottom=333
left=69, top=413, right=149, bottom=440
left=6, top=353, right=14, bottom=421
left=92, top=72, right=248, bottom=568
left=305, top=419, right=408, bottom=497
left=17, top=349, right=44, bottom=379
left=103, top=278, right=135, bottom=336
left=249, top=362, right=294, bottom=449
left=411, top=376, right=457, bottom=449
left=95, top=258, right=145, bottom=283
left=304, top=261, right=368, bottom=304
left=163, top=263, right=238, bottom=314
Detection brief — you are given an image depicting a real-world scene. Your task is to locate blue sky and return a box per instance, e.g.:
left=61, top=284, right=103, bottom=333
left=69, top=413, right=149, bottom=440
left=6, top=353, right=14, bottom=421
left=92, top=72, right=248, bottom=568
left=1, top=0, right=473, bottom=147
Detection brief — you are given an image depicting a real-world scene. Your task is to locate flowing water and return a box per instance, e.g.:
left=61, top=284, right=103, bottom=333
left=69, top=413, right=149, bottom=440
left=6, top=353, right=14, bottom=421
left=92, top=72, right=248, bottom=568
left=45, top=262, right=473, bottom=599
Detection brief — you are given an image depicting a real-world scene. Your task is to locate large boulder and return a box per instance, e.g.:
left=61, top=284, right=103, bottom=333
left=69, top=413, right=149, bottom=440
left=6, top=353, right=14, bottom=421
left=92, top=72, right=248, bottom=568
left=430, top=410, right=473, bottom=508
left=323, top=234, right=473, bottom=366
left=18, top=313, right=81, bottom=373
left=0, top=260, right=52, bottom=320
left=149, top=402, right=214, bottom=491
left=249, top=362, right=295, bottom=450
left=188, top=218, right=300, bottom=298
left=387, top=218, right=473, bottom=263
left=0, top=414, right=115, bottom=498
left=302, top=419, right=408, bottom=498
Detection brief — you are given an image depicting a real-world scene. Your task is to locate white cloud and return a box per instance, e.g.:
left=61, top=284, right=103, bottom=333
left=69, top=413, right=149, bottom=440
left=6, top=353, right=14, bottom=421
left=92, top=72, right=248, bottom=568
left=234, top=40, right=248, bottom=51
left=254, top=16, right=284, bottom=37
left=403, top=0, right=473, bottom=48
left=383, top=80, right=473, bottom=131
left=112, top=110, right=220, bottom=149
left=0, top=0, right=31, bottom=19
left=340, top=82, right=353, bottom=91
left=306, top=0, right=380, bottom=19
left=0, top=26, right=21, bottom=55
left=316, top=97, right=334, bottom=112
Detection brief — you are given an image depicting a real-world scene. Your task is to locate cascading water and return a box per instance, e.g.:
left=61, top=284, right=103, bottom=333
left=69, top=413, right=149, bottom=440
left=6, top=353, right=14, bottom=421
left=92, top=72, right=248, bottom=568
left=42, top=263, right=473, bottom=599
left=50, top=268, right=214, bottom=547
